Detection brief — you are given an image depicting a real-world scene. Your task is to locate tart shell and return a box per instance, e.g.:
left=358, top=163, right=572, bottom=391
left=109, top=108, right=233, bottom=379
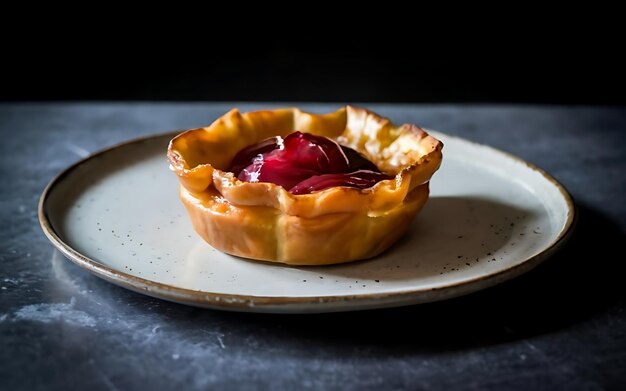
left=168, top=106, right=443, bottom=265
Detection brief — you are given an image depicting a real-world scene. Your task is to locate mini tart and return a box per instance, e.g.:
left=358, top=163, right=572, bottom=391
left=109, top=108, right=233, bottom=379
left=168, top=106, right=443, bottom=265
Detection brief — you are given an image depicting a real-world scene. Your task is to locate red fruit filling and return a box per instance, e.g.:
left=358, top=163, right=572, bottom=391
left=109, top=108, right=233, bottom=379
left=230, top=131, right=392, bottom=194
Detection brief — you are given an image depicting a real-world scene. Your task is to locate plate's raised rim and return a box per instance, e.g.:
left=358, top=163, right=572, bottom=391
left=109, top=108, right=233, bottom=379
left=38, top=131, right=576, bottom=312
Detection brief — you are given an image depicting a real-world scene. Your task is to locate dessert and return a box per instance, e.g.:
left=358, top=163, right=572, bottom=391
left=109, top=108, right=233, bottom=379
left=168, top=106, right=443, bottom=265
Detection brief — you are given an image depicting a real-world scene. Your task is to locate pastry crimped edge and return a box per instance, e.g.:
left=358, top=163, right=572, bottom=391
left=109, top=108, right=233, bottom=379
left=168, top=106, right=443, bottom=265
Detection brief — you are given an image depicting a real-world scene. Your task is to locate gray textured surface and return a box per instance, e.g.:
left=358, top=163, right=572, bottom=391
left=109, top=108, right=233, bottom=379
left=1, top=103, right=625, bottom=390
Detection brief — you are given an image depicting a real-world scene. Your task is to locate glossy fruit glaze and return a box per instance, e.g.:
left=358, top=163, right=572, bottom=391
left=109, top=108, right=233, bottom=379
left=230, top=131, right=392, bottom=194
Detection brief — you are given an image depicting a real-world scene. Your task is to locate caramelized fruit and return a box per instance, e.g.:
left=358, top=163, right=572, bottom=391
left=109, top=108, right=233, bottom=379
left=232, top=131, right=392, bottom=194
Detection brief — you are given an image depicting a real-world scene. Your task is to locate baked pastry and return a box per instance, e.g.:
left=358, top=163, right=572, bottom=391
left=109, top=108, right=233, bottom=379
left=167, top=106, right=443, bottom=265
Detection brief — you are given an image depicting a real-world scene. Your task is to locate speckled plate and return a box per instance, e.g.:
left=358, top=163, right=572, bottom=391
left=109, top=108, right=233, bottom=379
left=39, top=131, right=575, bottom=313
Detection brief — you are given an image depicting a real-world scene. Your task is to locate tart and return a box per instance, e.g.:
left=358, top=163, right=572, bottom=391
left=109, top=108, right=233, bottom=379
left=167, top=106, right=443, bottom=265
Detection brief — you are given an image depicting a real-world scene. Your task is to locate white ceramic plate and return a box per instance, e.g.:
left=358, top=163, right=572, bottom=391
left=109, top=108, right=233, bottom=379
left=39, top=131, right=575, bottom=313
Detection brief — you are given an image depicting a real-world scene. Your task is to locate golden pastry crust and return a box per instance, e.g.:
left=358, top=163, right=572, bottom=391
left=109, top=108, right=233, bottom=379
left=168, top=106, right=443, bottom=265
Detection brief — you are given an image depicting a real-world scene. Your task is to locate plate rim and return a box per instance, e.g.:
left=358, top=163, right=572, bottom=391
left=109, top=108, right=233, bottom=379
left=38, top=131, right=576, bottom=312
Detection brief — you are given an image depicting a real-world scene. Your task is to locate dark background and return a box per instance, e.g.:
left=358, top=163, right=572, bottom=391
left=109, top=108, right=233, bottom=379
left=2, top=36, right=626, bottom=388
left=3, top=50, right=625, bottom=104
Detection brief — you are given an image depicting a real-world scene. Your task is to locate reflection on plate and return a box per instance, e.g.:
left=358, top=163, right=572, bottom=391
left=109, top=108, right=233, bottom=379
left=39, top=131, right=574, bottom=313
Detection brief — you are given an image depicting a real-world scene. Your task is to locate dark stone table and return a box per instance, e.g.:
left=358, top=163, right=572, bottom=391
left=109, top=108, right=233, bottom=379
left=1, top=103, right=625, bottom=390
